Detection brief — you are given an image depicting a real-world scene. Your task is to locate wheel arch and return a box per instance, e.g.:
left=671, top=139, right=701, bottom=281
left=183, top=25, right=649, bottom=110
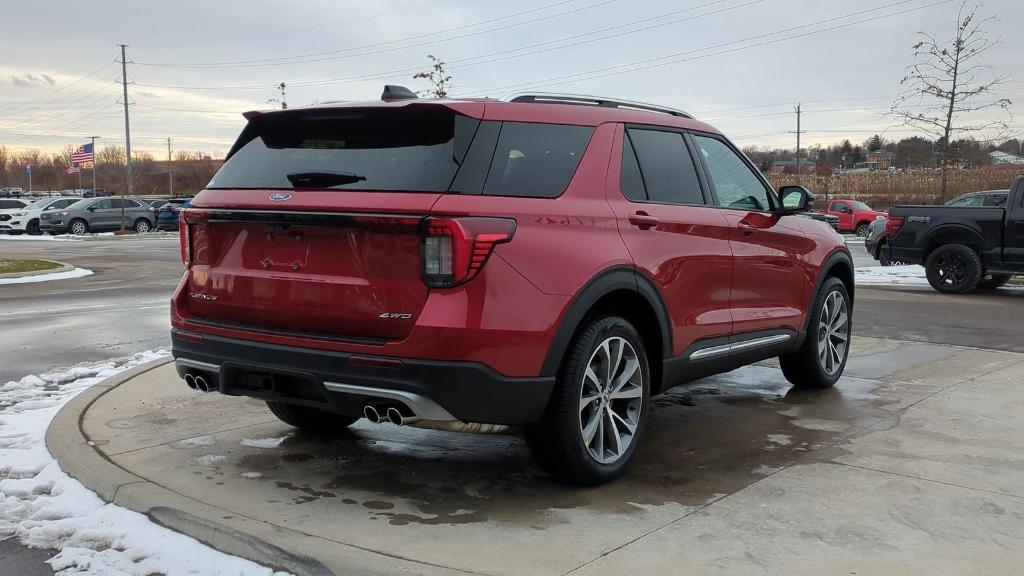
left=921, top=224, right=984, bottom=261
left=803, top=249, right=855, bottom=337
left=540, top=266, right=671, bottom=391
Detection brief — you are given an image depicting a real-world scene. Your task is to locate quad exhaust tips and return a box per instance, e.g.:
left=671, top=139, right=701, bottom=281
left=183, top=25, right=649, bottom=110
left=363, top=403, right=419, bottom=426
left=184, top=371, right=213, bottom=393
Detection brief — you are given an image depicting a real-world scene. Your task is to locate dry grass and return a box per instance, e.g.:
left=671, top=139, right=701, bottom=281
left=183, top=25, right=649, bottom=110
left=766, top=165, right=1023, bottom=209
left=0, top=259, right=62, bottom=274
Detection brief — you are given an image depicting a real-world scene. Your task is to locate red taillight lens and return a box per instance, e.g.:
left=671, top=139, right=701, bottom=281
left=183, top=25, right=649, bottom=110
left=421, top=217, right=516, bottom=288
left=884, top=216, right=905, bottom=237
left=180, top=209, right=208, bottom=267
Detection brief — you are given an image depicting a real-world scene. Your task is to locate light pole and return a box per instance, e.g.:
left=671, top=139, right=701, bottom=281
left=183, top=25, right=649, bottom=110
left=88, top=136, right=100, bottom=196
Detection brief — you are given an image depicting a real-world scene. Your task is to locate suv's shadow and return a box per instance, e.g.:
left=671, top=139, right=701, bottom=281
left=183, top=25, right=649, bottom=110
left=236, top=366, right=887, bottom=527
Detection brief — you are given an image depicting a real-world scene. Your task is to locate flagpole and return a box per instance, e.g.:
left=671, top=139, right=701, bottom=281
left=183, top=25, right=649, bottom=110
left=78, top=166, right=82, bottom=190
left=88, top=136, right=100, bottom=197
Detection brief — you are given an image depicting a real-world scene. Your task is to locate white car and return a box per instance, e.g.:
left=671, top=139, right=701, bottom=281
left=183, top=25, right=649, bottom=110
left=0, top=197, right=79, bottom=235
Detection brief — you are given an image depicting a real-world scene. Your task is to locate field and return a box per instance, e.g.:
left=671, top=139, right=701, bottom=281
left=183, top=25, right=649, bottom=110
left=766, top=164, right=1023, bottom=209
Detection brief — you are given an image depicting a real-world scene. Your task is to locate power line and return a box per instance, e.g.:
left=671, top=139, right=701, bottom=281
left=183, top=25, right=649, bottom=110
left=455, top=0, right=952, bottom=96
left=133, top=0, right=617, bottom=68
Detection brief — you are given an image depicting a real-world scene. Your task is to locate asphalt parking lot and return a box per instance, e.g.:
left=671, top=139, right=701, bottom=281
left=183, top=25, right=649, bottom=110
left=4, top=236, right=1024, bottom=574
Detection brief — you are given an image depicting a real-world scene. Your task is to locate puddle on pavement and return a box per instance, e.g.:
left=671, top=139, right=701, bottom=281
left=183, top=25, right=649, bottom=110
left=204, top=364, right=902, bottom=528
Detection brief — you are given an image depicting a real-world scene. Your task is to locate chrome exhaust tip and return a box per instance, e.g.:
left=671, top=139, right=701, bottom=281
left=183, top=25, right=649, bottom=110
left=363, top=404, right=381, bottom=424
left=194, top=374, right=209, bottom=393
left=386, top=406, right=418, bottom=426
left=184, top=373, right=197, bottom=390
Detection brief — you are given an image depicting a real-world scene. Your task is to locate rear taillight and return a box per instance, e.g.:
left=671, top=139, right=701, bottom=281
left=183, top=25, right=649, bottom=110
left=180, top=209, right=208, bottom=267
left=421, top=217, right=516, bottom=288
left=885, top=216, right=905, bottom=237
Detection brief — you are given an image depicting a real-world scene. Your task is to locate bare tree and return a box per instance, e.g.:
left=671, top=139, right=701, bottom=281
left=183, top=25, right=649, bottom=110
left=890, top=1, right=1012, bottom=199
left=413, top=55, right=452, bottom=98
left=268, top=82, right=287, bottom=109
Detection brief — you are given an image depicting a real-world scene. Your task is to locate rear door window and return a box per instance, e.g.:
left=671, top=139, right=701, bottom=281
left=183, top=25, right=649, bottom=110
left=91, top=199, right=113, bottom=210
left=481, top=122, right=593, bottom=198
left=624, top=128, right=704, bottom=205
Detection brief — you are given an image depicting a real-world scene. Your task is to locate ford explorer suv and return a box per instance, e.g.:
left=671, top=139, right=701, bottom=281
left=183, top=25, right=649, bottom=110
left=171, top=88, right=854, bottom=484
left=884, top=176, right=1023, bottom=294
left=820, top=199, right=887, bottom=237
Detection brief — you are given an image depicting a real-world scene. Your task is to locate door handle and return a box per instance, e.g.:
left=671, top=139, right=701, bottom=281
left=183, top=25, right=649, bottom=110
left=737, top=221, right=756, bottom=236
left=628, top=212, right=660, bottom=230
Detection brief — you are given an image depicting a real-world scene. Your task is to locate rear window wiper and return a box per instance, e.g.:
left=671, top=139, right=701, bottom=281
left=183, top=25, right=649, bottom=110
left=286, top=171, right=367, bottom=189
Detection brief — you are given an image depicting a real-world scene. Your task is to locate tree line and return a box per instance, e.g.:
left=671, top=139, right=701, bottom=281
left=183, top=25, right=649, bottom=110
left=0, top=144, right=222, bottom=196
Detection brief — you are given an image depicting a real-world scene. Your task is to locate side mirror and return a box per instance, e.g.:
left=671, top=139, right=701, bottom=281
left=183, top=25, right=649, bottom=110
left=778, top=185, right=814, bottom=214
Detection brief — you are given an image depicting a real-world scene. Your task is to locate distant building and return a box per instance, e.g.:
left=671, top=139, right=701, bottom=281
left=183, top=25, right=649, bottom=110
left=860, top=150, right=893, bottom=171
left=989, top=150, right=1024, bottom=165
left=770, top=159, right=815, bottom=175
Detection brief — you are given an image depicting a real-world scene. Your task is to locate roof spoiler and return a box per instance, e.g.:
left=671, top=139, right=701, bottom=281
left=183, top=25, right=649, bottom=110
left=381, top=85, right=418, bottom=102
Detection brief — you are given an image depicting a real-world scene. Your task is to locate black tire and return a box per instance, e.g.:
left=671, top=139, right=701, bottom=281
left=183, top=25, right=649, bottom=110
left=68, top=219, right=89, bottom=235
left=855, top=223, right=870, bottom=237
left=265, top=401, right=357, bottom=435
left=525, top=316, right=651, bottom=485
left=925, top=244, right=982, bottom=294
left=780, top=277, right=851, bottom=389
left=134, top=218, right=152, bottom=233
left=26, top=219, right=40, bottom=235
left=977, top=273, right=1012, bottom=291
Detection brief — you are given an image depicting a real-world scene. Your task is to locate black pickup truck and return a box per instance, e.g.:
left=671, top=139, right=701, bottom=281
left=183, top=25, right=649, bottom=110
left=884, top=174, right=1024, bottom=293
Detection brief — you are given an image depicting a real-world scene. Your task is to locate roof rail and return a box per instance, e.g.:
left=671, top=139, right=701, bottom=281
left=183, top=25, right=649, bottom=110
left=504, top=92, right=694, bottom=119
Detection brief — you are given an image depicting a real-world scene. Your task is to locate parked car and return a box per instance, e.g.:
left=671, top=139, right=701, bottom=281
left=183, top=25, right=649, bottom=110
left=799, top=211, right=841, bottom=233
left=156, top=198, right=191, bottom=231
left=0, top=197, right=79, bottom=234
left=82, top=188, right=111, bottom=198
left=2, top=187, right=25, bottom=198
left=884, top=176, right=1024, bottom=293
left=0, top=198, right=31, bottom=230
left=866, top=190, right=1010, bottom=265
left=820, top=199, right=887, bottom=236
left=39, top=197, right=156, bottom=235
left=170, top=88, right=854, bottom=485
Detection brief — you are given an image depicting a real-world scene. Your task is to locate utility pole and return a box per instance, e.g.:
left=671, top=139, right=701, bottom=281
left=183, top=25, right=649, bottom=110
left=793, top=102, right=802, bottom=185
left=89, top=136, right=100, bottom=196
left=119, top=44, right=132, bottom=232
left=167, top=137, right=174, bottom=197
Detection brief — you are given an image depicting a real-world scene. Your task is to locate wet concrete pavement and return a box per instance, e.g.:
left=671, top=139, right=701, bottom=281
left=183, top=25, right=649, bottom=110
left=68, top=336, right=1024, bottom=575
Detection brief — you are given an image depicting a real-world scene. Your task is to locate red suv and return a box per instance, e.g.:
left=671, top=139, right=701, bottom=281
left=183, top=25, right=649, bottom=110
left=171, top=89, right=854, bottom=484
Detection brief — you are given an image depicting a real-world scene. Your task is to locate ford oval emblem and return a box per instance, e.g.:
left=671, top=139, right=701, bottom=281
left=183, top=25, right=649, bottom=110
left=269, top=192, right=293, bottom=202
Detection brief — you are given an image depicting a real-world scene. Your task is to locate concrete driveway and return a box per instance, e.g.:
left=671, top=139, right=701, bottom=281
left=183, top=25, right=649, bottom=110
left=51, top=335, right=1024, bottom=575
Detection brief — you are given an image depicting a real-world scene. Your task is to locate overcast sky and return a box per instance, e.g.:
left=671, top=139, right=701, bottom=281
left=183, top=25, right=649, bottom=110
left=2, top=0, right=1021, bottom=155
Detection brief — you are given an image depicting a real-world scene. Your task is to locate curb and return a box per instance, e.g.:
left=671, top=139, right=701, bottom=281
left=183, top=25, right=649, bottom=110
left=0, top=260, right=74, bottom=278
left=47, top=358, right=459, bottom=576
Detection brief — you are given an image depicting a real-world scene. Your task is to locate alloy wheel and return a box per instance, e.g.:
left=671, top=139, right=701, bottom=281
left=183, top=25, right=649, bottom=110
left=817, top=291, right=849, bottom=375
left=70, top=221, right=86, bottom=235
left=935, top=252, right=968, bottom=288
left=579, top=336, right=643, bottom=465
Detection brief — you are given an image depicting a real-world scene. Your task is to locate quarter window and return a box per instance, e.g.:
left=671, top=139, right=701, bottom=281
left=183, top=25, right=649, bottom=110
left=691, top=135, right=773, bottom=211
left=625, top=129, right=704, bottom=205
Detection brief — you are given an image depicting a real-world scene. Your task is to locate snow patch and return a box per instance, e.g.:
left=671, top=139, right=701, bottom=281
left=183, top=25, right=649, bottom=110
left=0, top=267, right=93, bottom=285
left=0, top=352, right=290, bottom=576
left=240, top=436, right=290, bottom=449
left=855, top=265, right=931, bottom=287
left=240, top=472, right=263, bottom=479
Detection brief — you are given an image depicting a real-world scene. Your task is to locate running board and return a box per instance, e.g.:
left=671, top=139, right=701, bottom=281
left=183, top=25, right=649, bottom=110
left=689, top=334, right=792, bottom=361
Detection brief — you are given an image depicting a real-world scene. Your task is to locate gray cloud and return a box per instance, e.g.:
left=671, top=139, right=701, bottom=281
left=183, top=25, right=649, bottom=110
left=10, top=73, right=57, bottom=88
left=138, top=91, right=162, bottom=98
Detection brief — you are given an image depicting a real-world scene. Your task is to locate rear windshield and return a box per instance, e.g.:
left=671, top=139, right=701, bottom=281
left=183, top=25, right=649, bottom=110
left=209, top=107, right=594, bottom=197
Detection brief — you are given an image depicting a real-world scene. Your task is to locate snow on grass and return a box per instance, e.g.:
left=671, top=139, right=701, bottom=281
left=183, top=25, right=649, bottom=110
left=0, top=352, right=291, bottom=576
left=0, top=234, right=83, bottom=241
left=855, top=265, right=932, bottom=287
left=0, top=267, right=93, bottom=285
left=240, top=435, right=290, bottom=449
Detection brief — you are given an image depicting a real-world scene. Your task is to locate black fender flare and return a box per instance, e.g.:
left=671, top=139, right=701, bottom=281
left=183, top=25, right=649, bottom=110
left=920, top=223, right=986, bottom=254
left=540, top=266, right=672, bottom=377
left=802, top=249, right=855, bottom=336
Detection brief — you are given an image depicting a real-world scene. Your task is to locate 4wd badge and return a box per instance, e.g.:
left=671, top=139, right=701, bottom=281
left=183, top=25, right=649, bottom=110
left=379, top=312, right=413, bottom=319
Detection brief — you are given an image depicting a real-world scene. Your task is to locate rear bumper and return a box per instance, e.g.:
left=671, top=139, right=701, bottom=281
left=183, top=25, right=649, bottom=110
left=171, top=329, right=556, bottom=425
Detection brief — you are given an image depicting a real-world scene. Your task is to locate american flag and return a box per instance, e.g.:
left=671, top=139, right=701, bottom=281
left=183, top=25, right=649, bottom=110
left=66, top=164, right=81, bottom=174
left=71, top=143, right=94, bottom=164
